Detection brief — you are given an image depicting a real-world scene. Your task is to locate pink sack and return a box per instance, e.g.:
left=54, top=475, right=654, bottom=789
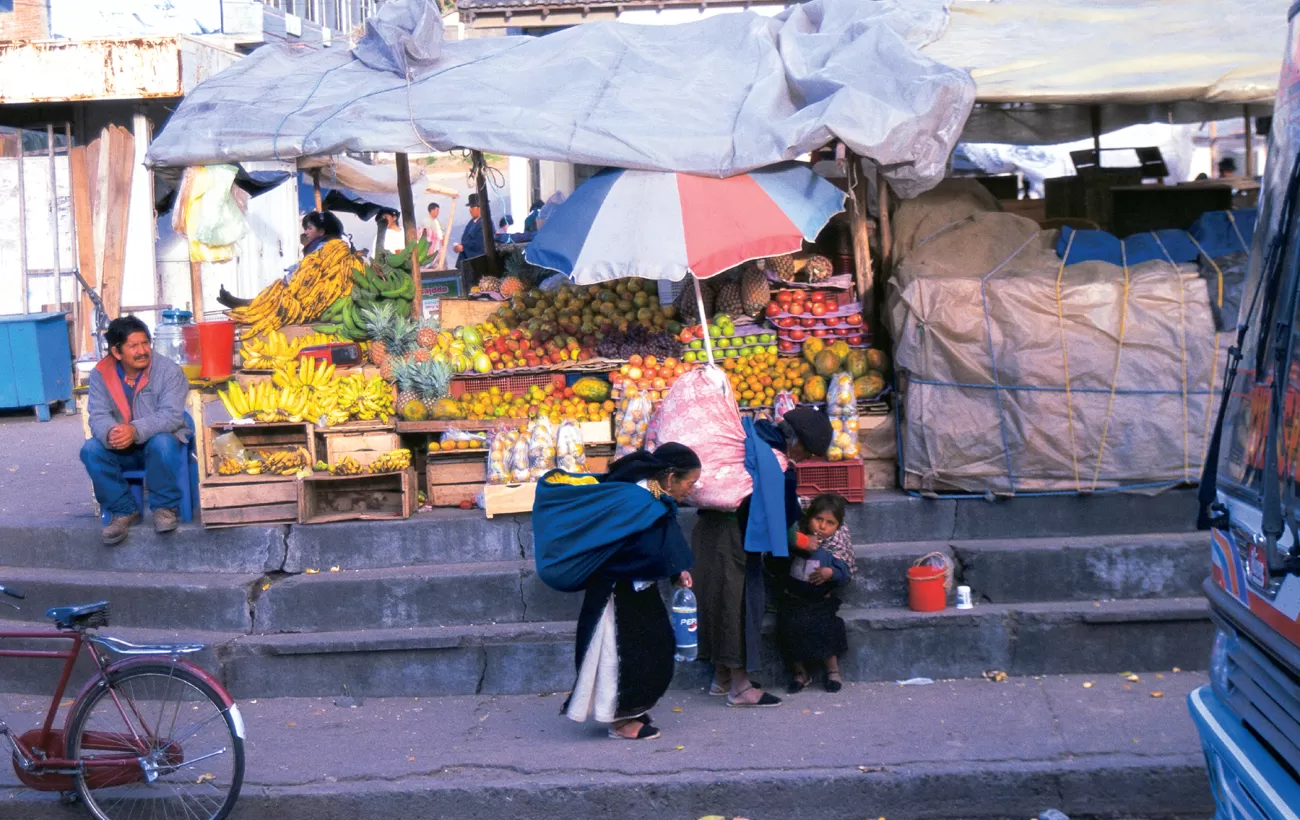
left=655, top=368, right=787, bottom=511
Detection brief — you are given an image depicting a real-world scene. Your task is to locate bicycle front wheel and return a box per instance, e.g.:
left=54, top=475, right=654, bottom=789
left=66, top=661, right=245, bottom=820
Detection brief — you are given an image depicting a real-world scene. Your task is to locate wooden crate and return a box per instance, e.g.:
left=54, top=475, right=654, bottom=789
left=483, top=482, right=537, bottom=518
left=203, top=422, right=314, bottom=478
left=318, top=430, right=401, bottom=469
left=199, top=475, right=299, bottom=528
left=426, top=455, right=486, bottom=508
left=298, top=467, right=417, bottom=524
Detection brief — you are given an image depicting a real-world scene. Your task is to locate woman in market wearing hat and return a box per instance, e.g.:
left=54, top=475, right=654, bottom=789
left=693, top=407, right=834, bottom=708
left=532, top=444, right=701, bottom=741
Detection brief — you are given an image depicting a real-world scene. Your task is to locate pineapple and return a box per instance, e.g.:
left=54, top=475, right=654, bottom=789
left=477, top=276, right=502, bottom=294
left=361, top=302, right=398, bottom=367
left=415, top=359, right=454, bottom=409
left=415, top=317, right=440, bottom=350
left=499, top=276, right=524, bottom=297
left=740, top=265, right=771, bottom=316
left=392, top=357, right=421, bottom=419
left=767, top=254, right=797, bottom=282
left=714, top=280, right=744, bottom=318
left=677, top=274, right=715, bottom=323
left=805, top=254, right=834, bottom=283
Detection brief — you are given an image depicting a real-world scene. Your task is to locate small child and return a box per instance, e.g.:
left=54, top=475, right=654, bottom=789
left=777, top=493, right=855, bottom=694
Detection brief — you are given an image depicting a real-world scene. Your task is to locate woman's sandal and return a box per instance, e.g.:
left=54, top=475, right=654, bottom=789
left=788, top=674, right=811, bottom=694
left=726, top=686, right=783, bottom=708
left=608, top=719, right=661, bottom=740
left=824, top=671, right=843, bottom=694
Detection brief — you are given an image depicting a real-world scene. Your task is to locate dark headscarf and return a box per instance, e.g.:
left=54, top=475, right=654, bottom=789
left=781, top=407, right=833, bottom=458
left=603, top=442, right=701, bottom=485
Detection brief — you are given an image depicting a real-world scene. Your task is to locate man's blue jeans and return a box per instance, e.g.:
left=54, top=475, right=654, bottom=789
left=80, top=434, right=184, bottom=517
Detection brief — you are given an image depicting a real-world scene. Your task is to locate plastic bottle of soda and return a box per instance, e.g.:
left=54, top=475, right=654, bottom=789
left=671, top=586, right=698, bottom=662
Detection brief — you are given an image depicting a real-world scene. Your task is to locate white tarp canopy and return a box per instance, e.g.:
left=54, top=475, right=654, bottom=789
left=145, top=0, right=975, bottom=198
left=927, top=0, right=1289, bottom=144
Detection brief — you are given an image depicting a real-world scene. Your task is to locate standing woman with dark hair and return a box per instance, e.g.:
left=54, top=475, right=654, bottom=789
left=532, top=443, right=702, bottom=741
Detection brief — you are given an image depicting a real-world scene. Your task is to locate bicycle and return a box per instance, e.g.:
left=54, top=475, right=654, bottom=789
left=0, top=583, right=245, bottom=819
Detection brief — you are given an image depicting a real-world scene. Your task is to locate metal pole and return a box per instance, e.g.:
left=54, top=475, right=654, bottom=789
left=64, top=122, right=79, bottom=345
left=48, top=124, right=63, bottom=317
left=16, top=128, right=28, bottom=314
left=1243, top=106, right=1255, bottom=178
left=692, top=275, right=715, bottom=368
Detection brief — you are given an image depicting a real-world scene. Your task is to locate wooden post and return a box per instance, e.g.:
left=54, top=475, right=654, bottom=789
left=1090, top=105, right=1102, bottom=161
left=189, top=259, right=204, bottom=316
left=1209, top=121, right=1218, bottom=176
left=68, top=144, right=98, bottom=354
left=1243, top=106, right=1255, bottom=178
left=471, top=150, right=501, bottom=279
left=312, top=168, right=323, bottom=211
left=16, top=127, right=28, bottom=314
left=845, top=150, right=874, bottom=311
left=394, top=152, right=421, bottom=319
left=876, top=175, right=893, bottom=350
left=47, top=124, right=63, bottom=322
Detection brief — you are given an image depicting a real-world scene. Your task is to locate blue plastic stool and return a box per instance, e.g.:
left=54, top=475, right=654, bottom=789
left=99, top=415, right=199, bottom=525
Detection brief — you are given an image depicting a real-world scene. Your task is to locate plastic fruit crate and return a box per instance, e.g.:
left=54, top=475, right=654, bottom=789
left=449, top=373, right=566, bottom=399
left=794, top=458, right=866, bottom=503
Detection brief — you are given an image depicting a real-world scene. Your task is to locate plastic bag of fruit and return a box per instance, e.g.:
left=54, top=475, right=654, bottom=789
left=773, top=391, right=798, bottom=421
left=486, top=427, right=515, bottom=485
left=528, top=417, right=558, bottom=480
left=826, top=373, right=860, bottom=461
left=613, top=391, right=654, bottom=458
left=443, top=429, right=487, bottom=449
left=643, top=403, right=664, bottom=453
left=511, top=424, right=534, bottom=483
left=555, top=419, right=587, bottom=473
left=655, top=367, right=786, bottom=511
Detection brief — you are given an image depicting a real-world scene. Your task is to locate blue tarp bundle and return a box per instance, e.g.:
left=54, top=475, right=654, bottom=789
left=1055, top=209, right=1257, bottom=266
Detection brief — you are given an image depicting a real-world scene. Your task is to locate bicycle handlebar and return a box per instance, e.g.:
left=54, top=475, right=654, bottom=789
left=0, top=585, right=25, bottom=599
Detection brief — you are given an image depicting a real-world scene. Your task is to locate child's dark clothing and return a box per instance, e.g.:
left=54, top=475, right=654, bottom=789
left=776, top=528, right=852, bottom=664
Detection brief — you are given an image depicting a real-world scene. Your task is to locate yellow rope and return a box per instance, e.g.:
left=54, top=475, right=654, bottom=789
left=1055, top=231, right=1082, bottom=491
left=1150, top=232, right=1192, bottom=482
left=1092, top=245, right=1131, bottom=491
left=1185, top=231, right=1226, bottom=468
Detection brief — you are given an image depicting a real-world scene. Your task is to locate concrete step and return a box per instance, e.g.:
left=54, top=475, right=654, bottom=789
left=0, top=675, right=1215, bottom=820
left=221, top=597, right=1212, bottom=699
left=0, top=566, right=260, bottom=633
left=0, top=488, right=1199, bottom=574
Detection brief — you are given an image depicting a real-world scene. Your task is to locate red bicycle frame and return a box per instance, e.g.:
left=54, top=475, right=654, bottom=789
left=1, top=626, right=157, bottom=792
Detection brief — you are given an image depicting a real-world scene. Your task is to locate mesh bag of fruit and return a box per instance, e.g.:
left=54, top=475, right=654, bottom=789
left=487, top=426, right=516, bottom=485
left=555, top=420, right=587, bottom=473
left=528, top=417, right=558, bottom=480
left=656, top=368, right=785, bottom=511
left=613, top=393, right=654, bottom=458
left=826, top=373, right=860, bottom=461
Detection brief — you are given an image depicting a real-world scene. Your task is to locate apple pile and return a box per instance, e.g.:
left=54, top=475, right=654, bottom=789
left=609, top=354, right=691, bottom=402
left=677, top=314, right=779, bottom=364
left=481, top=327, right=598, bottom=371
left=766, top=289, right=868, bottom=353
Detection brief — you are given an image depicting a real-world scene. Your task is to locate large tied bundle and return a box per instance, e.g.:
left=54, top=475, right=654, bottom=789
left=888, top=210, right=1220, bottom=494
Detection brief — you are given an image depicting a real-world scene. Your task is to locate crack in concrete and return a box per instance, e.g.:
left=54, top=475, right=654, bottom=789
left=474, top=647, right=488, bottom=695
left=245, top=750, right=1208, bottom=789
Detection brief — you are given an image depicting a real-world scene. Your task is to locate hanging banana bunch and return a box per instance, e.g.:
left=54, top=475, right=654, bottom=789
left=229, top=239, right=357, bottom=340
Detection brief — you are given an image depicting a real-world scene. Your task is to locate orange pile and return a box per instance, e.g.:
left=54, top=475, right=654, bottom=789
left=721, top=353, right=814, bottom=408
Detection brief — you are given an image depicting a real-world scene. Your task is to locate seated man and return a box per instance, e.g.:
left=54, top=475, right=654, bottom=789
left=81, top=316, right=191, bottom=545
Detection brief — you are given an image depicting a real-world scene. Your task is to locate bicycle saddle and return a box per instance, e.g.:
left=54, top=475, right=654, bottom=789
left=45, top=601, right=110, bottom=630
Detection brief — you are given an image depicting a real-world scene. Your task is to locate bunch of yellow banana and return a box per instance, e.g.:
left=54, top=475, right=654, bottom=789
left=331, top=455, right=364, bottom=476
left=241, top=331, right=344, bottom=370
left=367, top=449, right=412, bottom=473
left=229, top=239, right=356, bottom=340
left=258, top=446, right=312, bottom=477
left=216, top=456, right=244, bottom=476
left=334, top=374, right=394, bottom=422
left=217, top=380, right=315, bottom=423
left=273, top=356, right=337, bottom=391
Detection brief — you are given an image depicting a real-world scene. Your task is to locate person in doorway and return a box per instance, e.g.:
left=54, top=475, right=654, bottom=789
left=778, top=493, right=854, bottom=694
left=693, top=407, right=833, bottom=708
left=422, top=202, right=445, bottom=259
left=453, top=194, right=487, bottom=281
left=534, top=444, right=700, bottom=741
left=1218, top=157, right=1238, bottom=179
left=81, top=316, right=191, bottom=545
left=524, top=199, right=545, bottom=233
left=378, top=209, right=406, bottom=254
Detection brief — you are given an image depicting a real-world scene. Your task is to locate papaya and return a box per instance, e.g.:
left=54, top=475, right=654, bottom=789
left=845, top=349, right=869, bottom=379
left=854, top=372, right=886, bottom=400
left=572, top=376, right=612, bottom=403
left=803, top=375, right=828, bottom=403
left=829, top=340, right=851, bottom=361
left=867, top=348, right=890, bottom=373
left=813, top=350, right=842, bottom=378
left=430, top=398, right=465, bottom=420
left=802, top=337, right=825, bottom=364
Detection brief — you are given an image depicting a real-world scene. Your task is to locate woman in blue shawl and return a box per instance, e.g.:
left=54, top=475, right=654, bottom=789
left=538, top=443, right=700, bottom=741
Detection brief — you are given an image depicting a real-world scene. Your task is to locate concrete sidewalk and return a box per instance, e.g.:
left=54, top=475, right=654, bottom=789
left=0, top=672, right=1213, bottom=820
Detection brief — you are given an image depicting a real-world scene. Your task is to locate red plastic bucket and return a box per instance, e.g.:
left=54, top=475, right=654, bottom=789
left=907, top=565, right=948, bottom=612
left=197, top=320, right=237, bottom=379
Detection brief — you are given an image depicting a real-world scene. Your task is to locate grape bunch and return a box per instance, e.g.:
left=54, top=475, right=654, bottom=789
left=596, top=325, right=683, bottom=360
